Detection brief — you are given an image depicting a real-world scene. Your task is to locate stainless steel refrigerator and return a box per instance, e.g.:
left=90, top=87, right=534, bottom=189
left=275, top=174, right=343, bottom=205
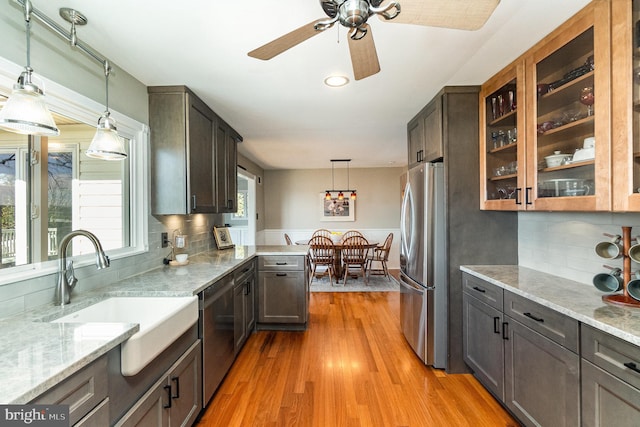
left=400, top=162, right=447, bottom=367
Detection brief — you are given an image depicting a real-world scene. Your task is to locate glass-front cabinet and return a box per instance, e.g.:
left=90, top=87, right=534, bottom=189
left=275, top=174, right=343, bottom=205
left=612, top=0, right=640, bottom=211
left=480, top=0, right=611, bottom=211
left=480, top=63, right=525, bottom=210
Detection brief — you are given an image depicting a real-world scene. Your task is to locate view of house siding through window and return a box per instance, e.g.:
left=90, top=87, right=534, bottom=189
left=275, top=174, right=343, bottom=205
left=0, top=114, right=130, bottom=269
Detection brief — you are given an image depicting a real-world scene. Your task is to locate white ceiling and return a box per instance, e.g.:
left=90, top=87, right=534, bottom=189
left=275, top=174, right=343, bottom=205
left=31, top=0, right=590, bottom=170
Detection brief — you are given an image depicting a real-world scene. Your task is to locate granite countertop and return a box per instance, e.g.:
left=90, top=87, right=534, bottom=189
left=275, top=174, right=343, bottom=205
left=1, top=245, right=304, bottom=404
left=461, top=265, right=640, bottom=347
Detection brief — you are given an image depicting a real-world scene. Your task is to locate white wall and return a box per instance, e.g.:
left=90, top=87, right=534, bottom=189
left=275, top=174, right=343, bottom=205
left=518, top=211, right=640, bottom=287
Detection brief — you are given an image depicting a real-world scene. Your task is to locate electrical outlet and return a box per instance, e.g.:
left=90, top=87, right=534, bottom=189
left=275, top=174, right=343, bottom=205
left=161, top=232, right=169, bottom=248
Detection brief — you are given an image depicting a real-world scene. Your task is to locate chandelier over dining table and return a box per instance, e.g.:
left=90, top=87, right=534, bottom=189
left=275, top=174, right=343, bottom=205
left=325, top=159, right=356, bottom=201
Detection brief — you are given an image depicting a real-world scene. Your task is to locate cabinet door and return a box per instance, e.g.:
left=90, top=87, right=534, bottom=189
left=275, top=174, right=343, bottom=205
left=233, top=282, right=247, bottom=352
left=582, top=359, right=640, bottom=427
left=245, top=273, right=256, bottom=333
left=422, top=97, right=443, bottom=162
left=525, top=0, right=610, bottom=211
left=115, top=379, right=169, bottom=427
left=258, top=271, right=306, bottom=324
left=611, top=0, right=640, bottom=211
left=462, top=292, right=504, bottom=400
left=187, top=93, right=216, bottom=213
left=480, top=62, right=526, bottom=210
left=168, top=341, right=201, bottom=427
left=407, top=113, right=424, bottom=168
left=215, top=121, right=238, bottom=213
left=504, top=318, right=580, bottom=427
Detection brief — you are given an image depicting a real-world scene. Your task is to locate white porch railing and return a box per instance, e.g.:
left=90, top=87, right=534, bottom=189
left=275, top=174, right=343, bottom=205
left=1, top=228, right=58, bottom=263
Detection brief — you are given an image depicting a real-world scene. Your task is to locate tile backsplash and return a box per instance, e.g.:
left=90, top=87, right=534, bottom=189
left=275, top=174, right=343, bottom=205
left=518, top=212, right=640, bottom=287
left=0, top=213, right=223, bottom=319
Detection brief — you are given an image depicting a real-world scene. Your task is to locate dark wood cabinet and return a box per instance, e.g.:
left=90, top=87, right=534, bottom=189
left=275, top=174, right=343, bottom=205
left=407, top=93, right=444, bottom=167
left=462, top=273, right=580, bottom=427
left=233, top=260, right=256, bottom=354
left=257, top=255, right=308, bottom=329
left=148, top=85, right=241, bottom=214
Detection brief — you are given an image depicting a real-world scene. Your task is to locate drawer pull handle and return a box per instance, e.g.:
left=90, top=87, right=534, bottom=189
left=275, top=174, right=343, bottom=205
left=276, top=273, right=287, bottom=277
left=493, top=316, right=500, bottom=334
left=502, top=322, right=509, bottom=340
left=276, top=262, right=288, bottom=265
left=472, top=286, right=486, bottom=293
left=163, top=385, right=172, bottom=408
left=624, top=362, right=640, bottom=374
left=523, top=312, right=544, bottom=323
left=171, top=377, right=180, bottom=399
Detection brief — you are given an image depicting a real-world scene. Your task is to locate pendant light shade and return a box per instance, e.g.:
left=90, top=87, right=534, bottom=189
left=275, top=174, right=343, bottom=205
left=0, top=2, right=59, bottom=137
left=86, top=60, right=126, bottom=160
left=86, top=112, right=126, bottom=160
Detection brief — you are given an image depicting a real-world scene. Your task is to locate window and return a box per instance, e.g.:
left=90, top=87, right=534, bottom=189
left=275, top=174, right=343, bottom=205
left=233, top=191, right=247, bottom=218
left=0, top=61, right=148, bottom=284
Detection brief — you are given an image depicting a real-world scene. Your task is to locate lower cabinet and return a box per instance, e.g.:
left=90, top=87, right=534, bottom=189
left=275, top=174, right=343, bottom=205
left=257, top=255, right=309, bottom=329
left=462, top=272, right=580, bottom=427
left=234, top=260, right=256, bottom=354
left=581, top=324, right=640, bottom=427
left=30, top=354, right=109, bottom=426
left=115, top=340, right=201, bottom=427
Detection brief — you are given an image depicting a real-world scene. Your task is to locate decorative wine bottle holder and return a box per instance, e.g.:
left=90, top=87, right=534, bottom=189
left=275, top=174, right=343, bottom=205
left=595, top=226, right=640, bottom=307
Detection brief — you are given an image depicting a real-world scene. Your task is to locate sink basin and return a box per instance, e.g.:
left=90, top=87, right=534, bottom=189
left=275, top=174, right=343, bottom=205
left=52, top=296, right=198, bottom=376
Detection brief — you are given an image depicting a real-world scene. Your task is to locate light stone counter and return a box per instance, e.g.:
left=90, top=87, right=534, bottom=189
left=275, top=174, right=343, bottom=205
left=461, top=265, right=640, bottom=347
left=1, top=245, right=302, bottom=404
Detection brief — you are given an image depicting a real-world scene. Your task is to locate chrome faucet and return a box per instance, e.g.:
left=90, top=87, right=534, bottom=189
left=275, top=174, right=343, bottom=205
left=54, top=230, right=110, bottom=306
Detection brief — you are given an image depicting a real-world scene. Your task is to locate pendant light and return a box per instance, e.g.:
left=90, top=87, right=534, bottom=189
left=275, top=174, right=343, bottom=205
left=325, top=159, right=356, bottom=200
left=0, top=0, right=59, bottom=136
left=86, top=60, right=127, bottom=160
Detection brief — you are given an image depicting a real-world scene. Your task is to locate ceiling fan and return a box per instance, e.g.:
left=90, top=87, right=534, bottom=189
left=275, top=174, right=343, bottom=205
left=248, top=0, right=501, bottom=81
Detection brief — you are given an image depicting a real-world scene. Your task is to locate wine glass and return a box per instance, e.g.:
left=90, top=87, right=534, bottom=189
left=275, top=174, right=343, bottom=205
left=580, top=86, right=594, bottom=116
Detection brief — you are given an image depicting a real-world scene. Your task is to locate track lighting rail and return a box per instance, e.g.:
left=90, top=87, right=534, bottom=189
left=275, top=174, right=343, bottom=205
left=14, top=0, right=108, bottom=68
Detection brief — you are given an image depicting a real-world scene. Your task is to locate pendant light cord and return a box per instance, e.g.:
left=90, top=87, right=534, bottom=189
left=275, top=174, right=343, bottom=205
left=103, top=60, right=110, bottom=113
left=24, top=1, right=32, bottom=69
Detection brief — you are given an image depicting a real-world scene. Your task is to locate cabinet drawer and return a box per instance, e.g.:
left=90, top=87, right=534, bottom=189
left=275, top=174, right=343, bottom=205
left=582, top=324, right=640, bottom=390
left=504, top=291, right=579, bottom=353
left=31, top=355, right=108, bottom=426
left=259, top=255, right=305, bottom=271
left=75, top=398, right=109, bottom=427
left=462, top=273, right=503, bottom=311
left=234, top=259, right=256, bottom=282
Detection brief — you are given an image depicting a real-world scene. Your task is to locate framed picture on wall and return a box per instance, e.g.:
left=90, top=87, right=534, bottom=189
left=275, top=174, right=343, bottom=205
left=320, top=193, right=355, bottom=222
left=213, top=226, right=235, bottom=249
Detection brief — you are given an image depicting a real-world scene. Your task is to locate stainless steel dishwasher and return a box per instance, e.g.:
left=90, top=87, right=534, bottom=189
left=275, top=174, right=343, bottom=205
left=199, top=273, right=235, bottom=406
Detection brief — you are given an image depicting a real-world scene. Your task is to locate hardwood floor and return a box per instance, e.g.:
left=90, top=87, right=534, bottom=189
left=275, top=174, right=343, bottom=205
left=197, top=280, right=518, bottom=426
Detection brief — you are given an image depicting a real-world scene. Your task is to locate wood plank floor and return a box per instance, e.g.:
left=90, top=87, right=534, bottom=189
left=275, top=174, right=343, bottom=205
left=197, top=288, right=519, bottom=427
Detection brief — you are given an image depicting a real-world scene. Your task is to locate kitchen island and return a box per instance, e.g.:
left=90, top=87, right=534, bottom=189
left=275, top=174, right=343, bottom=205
left=0, top=245, right=307, bottom=405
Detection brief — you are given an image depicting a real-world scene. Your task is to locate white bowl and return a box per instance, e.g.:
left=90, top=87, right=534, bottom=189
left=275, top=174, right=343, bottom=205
left=175, top=254, right=188, bottom=263
left=545, top=153, right=571, bottom=168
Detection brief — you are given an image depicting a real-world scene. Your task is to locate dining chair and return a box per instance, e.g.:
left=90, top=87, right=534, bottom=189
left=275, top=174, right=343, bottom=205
left=284, top=233, right=293, bottom=245
left=308, top=235, right=336, bottom=285
left=311, top=229, right=332, bottom=239
left=367, top=232, right=393, bottom=280
left=340, top=235, right=370, bottom=285
left=339, top=230, right=364, bottom=242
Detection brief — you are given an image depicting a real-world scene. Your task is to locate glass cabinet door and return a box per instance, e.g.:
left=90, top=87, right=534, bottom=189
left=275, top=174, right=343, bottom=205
left=527, top=1, right=610, bottom=211
left=612, top=0, right=640, bottom=211
left=480, top=63, right=525, bottom=211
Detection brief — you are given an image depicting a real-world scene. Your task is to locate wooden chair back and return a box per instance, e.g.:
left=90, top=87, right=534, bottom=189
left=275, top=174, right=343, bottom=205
left=284, top=233, right=293, bottom=245
left=339, top=230, right=364, bottom=242
left=311, top=229, right=332, bottom=239
left=308, top=235, right=336, bottom=284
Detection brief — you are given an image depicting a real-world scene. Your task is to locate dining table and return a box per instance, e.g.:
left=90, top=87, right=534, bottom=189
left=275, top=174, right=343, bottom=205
left=295, top=238, right=379, bottom=279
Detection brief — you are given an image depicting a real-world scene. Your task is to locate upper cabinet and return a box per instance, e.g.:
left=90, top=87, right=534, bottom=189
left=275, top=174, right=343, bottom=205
left=407, top=95, right=444, bottom=167
left=480, top=0, right=611, bottom=211
left=148, top=85, right=240, bottom=215
left=611, top=0, right=640, bottom=211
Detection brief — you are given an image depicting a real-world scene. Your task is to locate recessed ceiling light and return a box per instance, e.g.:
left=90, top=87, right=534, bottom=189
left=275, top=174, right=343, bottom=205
left=324, top=75, right=349, bottom=87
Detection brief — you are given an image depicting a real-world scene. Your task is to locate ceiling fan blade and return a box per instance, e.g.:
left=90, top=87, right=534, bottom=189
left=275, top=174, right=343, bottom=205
left=383, top=0, right=500, bottom=30
left=348, top=25, right=380, bottom=81
left=248, top=20, right=324, bottom=60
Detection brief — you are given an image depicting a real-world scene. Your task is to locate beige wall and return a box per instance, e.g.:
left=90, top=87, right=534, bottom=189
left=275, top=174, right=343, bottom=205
left=264, top=167, right=404, bottom=229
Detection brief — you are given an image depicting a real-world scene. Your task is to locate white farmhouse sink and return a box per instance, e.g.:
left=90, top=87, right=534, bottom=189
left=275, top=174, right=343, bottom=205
left=52, top=296, right=198, bottom=376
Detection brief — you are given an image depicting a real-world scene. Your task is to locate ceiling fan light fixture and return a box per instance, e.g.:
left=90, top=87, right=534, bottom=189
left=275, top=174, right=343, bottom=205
left=324, top=75, right=350, bottom=87
left=339, top=0, right=370, bottom=27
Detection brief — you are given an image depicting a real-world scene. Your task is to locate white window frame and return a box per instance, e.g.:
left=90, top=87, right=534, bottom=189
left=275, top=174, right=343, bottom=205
left=0, top=56, right=149, bottom=286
